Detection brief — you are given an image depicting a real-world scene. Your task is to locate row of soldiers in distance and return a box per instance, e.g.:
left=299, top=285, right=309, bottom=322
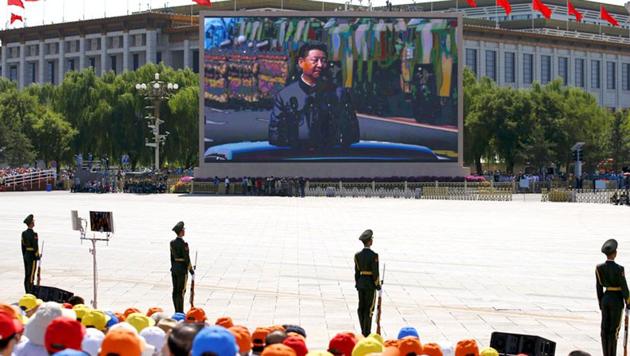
left=21, top=214, right=629, bottom=354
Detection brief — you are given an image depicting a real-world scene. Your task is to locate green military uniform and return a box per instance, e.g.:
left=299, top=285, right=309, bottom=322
left=21, top=214, right=40, bottom=294
left=170, top=221, right=193, bottom=313
left=354, top=229, right=380, bottom=336
left=597, top=239, right=630, bottom=356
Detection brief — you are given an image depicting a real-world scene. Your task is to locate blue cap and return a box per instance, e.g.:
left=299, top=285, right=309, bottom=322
left=104, top=311, right=119, bottom=328
left=172, top=312, right=186, bottom=322
left=397, top=326, right=419, bottom=339
left=53, top=350, right=88, bottom=356
left=284, top=324, right=307, bottom=338
left=191, top=326, right=238, bottom=356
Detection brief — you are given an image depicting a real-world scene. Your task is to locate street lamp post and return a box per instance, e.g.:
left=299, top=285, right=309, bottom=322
left=135, top=73, right=178, bottom=171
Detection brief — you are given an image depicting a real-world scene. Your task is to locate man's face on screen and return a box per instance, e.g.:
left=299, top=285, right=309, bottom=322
left=298, top=49, right=328, bottom=83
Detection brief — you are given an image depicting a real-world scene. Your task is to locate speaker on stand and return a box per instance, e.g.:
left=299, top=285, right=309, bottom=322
left=490, top=332, right=556, bottom=356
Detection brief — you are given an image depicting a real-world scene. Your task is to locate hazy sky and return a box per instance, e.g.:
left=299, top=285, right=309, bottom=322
left=2, top=0, right=629, bottom=30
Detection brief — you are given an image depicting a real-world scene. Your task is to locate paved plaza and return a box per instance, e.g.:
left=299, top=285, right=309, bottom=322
left=1, top=192, right=629, bottom=354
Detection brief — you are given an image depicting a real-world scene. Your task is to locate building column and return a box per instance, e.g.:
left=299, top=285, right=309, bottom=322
left=123, top=32, right=129, bottom=72
left=551, top=47, right=557, bottom=82
left=497, top=43, right=504, bottom=86
left=183, top=39, right=192, bottom=69
left=516, top=44, right=522, bottom=87
left=533, top=46, right=539, bottom=83
left=146, top=29, right=157, bottom=64
left=568, top=49, right=575, bottom=86
left=617, top=54, right=622, bottom=109
left=38, top=41, right=45, bottom=83
left=18, top=43, right=25, bottom=89
left=0, top=45, right=6, bottom=79
left=101, top=34, right=108, bottom=75
left=58, top=38, right=65, bottom=84
left=79, top=36, right=86, bottom=70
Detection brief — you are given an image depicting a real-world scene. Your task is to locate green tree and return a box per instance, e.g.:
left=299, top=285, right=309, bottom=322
left=31, top=109, right=77, bottom=170
left=608, top=111, right=630, bottom=171
left=463, top=69, right=495, bottom=173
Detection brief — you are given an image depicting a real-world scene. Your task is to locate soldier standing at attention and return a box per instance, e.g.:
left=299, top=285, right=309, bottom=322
left=21, top=214, right=40, bottom=294
left=354, top=229, right=380, bottom=336
left=597, top=239, right=630, bottom=356
left=170, top=221, right=194, bottom=313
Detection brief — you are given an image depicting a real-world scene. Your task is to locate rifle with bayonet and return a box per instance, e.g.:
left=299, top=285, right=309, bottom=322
left=376, top=263, right=386, bottom=335
left=189, top=251, right=198, bottom=308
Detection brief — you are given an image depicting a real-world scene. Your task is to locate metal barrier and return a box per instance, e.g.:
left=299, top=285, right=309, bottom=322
left=542, top=189, right=629, bottom=204
left=0, top=169, right=57, bottom=191
left=305, top=185, right=513, bottom=201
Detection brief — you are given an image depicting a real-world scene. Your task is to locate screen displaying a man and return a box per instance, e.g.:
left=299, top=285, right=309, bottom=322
left=268, top=41, right=360, bottom=150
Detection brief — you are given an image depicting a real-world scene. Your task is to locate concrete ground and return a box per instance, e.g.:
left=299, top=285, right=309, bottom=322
left=1, top=191, right=629, bottom=354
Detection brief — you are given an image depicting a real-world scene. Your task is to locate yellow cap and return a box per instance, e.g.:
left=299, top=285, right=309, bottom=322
left=367, top=333, right=384, bottom=346
left=72, top=304, right=91, bottom=320
left=18, top=294, right=41, bottom=311
left=479, top=347, right=499, bottom=356
left=82, top=310, right=110, bottom=331
left=352, top=338, right=384, bottom=356
left=126, top=312, right=155, bottom=333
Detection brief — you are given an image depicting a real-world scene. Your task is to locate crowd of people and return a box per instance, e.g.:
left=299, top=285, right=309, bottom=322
left=209, top=177, right=308, bottom=197
left=0, top=294, right=590, bottom=356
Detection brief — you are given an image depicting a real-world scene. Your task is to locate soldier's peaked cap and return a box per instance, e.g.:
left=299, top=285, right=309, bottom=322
left=24, top=214, right=34, bottom=225
left=172, top=221, right=185, bottom=234
left=602, top=239, right=618, bottom=255
left=359, top=229, right=373, bottom=242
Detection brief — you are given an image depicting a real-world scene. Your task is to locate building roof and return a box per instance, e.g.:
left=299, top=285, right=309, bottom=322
left=0, top=12, right=197, bottom=43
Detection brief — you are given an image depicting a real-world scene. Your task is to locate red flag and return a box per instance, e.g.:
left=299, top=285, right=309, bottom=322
left=465, top=0, right=478, bottom=8
left=193, top=0, right=211, bottom=6
left=10, top=13, right=23, bottom=24
left=8, top=0, right=24, bottom=7
left=496, top=0, right=511, bottom=15
left=532, top=0, right=552, bottom=19
left=600, top=5, right=619, bottom=26
left=567, top=1, right=583, bottom=22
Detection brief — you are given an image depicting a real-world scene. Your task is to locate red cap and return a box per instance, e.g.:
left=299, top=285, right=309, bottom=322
left=146, top=307, right=163, bottom=317
left=44, top=316, right=85, bottom=354
left=283, top=335, right=308, bottom=356
left=215, top=316, right=234, bottom=328
left=124, top=308, right=141, bottom=318
left=0, top=311, right=21, bottom=341
left=328, top=333, right=357, bottom=356
left=62, top=303, right=73, bottom=309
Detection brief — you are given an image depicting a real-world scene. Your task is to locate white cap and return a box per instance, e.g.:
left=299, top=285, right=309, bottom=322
left=82, top=328, right=105, bottom=356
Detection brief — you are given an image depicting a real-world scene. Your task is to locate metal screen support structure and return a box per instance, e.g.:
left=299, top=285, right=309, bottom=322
left=77, top=218, right=111, bottom=309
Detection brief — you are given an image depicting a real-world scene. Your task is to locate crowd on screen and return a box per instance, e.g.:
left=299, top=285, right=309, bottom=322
left=0, top=294, right=591, bottom=356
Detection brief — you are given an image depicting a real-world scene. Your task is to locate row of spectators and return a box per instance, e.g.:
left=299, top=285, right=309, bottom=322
left=1, top=294, right=590, bottom=356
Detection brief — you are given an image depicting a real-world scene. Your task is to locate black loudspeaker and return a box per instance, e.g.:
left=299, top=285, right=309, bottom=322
left=623, top=166, right=630, bottom=173
left=546, top=168, right=555, bottom=175
left=490, top=332, right=556, bottom=356
left=31, top=285, right=74, bottom=303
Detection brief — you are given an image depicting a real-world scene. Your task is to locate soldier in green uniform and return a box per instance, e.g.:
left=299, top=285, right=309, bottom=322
left=596, top=238, right=630, bottom=356
left=354, top=229, right=381, bottom=336
left=21, top=214, right=40, bottom=294
left=170, top=221, right=194, bottom=313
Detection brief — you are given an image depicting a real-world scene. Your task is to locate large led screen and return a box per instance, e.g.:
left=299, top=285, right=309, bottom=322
left=202, top=14, right=460, bottom=162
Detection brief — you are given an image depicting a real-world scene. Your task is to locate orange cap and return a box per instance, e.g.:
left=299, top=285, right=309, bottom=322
left=268, top=325, right=286, bottom=333
left=422, top=343, right=443, bottom=356
left=229, top=325, right=253, bottom=354
left=262, top=344, right=298, bottom=356
left=123, top=308, right=141, bottom=318
left=398, top=336, right=422, bottom=356
left=114, top=312, right=126, bottom=322
left=455, top=339, right=479, bottom=356
left=186, top=307, right=207, bottom=323
left=384, top=340, right=400, bottom=348
left=252, top=327, right=271, bottom=350
left=383, top=346, right=401, bottom=356
left=100, top=329, right=143, bottom=356
left=146, top=307, right=163, bottom=317
left=215, top=316, right=234, bottom=329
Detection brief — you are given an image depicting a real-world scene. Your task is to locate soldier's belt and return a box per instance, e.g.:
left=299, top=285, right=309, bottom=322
left=174, top=258, right=185, bottom=262
left=607, top=287, right=622, bottom=292
left=26, top=248, right=35, bottom=251
left=360, top=271, right=373, bottom=276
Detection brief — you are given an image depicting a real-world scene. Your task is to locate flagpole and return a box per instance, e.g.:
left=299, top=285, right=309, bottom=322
left=82, top=0, right=85, bottom=20
left=42, top=0, right=45, bottom=25
left=531, top=2, right=534, bottom=29
left=566, top=0, right=569, bottom=32
left=62, top=0, right=65, bottom=22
